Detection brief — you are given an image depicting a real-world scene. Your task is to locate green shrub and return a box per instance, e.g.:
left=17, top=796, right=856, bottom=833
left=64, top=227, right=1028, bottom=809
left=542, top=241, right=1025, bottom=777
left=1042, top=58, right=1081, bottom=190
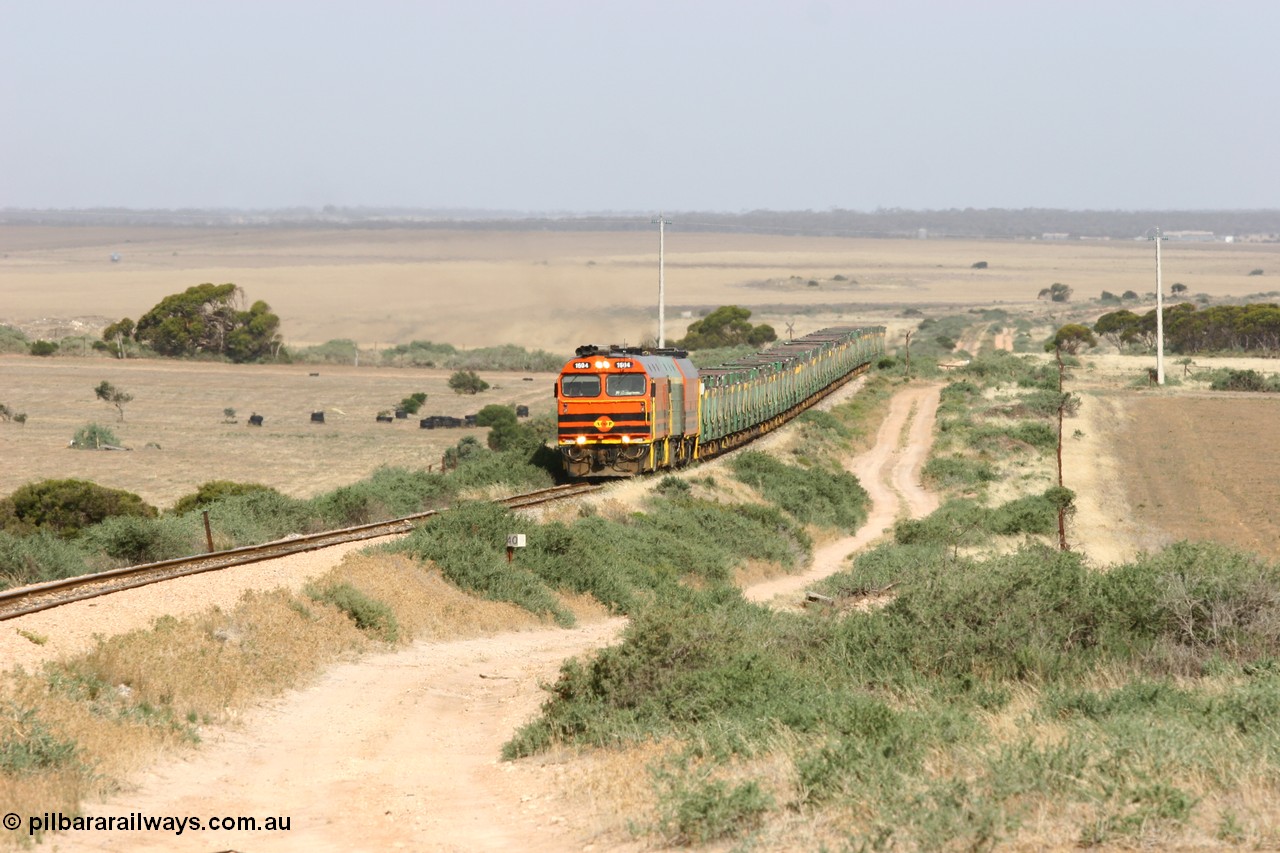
left=391, top=502, right=574, bottom=626
left=379, top=340, right=564, bottom=371
left=448, top=370, right=490, bottom=394
left=171, top=480, right=280, bottom=515
left=731, top=451, right=868, bottom=531
left=311, top=483, right=392, bottom=527
left=968, top=420, right=1056, bottom=451
left=0, top=478, right=156, bottom=538
left=922, top=455, right=998, bottom=490
left=0, top=324, right=30, bottom=354
left=655, top=476, right=691, bottom=498
left=29, top=339, right=59, bottom=356
left=290, top=338, right=359, bottom=364
left=0, top=531, right=89, bottom=587
left=306, top=582, right=400, bottom=642
left=201, top=489, right=317, bottom=545
left=399, top=391, right=428, bottom=414
left=893, top=499, right=990, bottom=547
left=658, top=774, right=772, bottom=845
left=1206, top=368, right=1280, bottom=393
left=0, top=704, right=80, bottom=774
left=79, top=514, right=201, bottom=565
left=986, top=491, right=1062, bottom=536
left=70, top=423, right=121, bottom=450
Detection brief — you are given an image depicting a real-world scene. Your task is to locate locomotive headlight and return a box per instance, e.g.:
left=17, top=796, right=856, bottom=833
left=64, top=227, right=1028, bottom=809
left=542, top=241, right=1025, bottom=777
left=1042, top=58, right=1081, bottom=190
left=593, top=359, right=610, bottom=369
left=621, top=435, right=631, bottom=444
left=576, top=435, right=587, bottom=445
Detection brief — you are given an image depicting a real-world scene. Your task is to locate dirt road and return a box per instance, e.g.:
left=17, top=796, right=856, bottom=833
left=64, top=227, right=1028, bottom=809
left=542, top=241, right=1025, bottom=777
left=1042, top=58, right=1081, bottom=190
left=48, top=385, right=942, bottom=853
left=745, top=383, right=940, bottom=604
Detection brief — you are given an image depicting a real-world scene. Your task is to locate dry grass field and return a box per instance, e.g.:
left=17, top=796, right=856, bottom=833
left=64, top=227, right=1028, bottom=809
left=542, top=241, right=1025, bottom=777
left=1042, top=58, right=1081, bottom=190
left=4, top=225, right=1278, bottom=353
left=0, top=357, right=559, bottom=508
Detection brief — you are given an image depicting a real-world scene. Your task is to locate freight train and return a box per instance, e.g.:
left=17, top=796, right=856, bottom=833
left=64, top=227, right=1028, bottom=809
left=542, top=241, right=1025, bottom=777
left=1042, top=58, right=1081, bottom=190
left=556, top=326, right=885, bottom=478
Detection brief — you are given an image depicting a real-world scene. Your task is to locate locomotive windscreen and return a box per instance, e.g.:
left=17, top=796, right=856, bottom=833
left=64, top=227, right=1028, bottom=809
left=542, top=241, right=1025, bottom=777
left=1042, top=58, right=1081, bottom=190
left=606, top=374, right=646, bottom=396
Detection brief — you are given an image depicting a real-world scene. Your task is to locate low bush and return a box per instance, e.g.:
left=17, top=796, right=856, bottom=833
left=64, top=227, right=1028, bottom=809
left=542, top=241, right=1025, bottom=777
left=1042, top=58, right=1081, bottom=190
left=731, top=451, right=868, bottom=531
left=656, top=770, right=773, bottom=845
left=0, top=324, right=30, bottom=354
left=0, top=479, right=156, bottom=538
left=968, top=420, right=1056, bottom=452
left=958, top=351, right=1056, bottom=389
left=922, top=455, right=998, bottom=490
left=79, top=514, right=202, bottom=565
left=171, top=480, right=280, bottom=516
left=399, top=391, right=428, bottom=414
left=0, top=704, right=81, bottom=774
left=307, top=582, right=400, bottom=642
left=70, top=423, right=121, bottom=450
left=1206, top=368, right=1280, bottom=393
left=0, top=531, right=89, bottom=588
left=379, top=340, right=564, bottom=371
left=448, top=369, right=490, bottom=395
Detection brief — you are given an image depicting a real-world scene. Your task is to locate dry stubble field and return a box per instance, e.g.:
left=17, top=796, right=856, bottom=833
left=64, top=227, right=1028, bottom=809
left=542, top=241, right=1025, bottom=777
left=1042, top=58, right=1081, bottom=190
left=3, top=224, right=1280, bottom=547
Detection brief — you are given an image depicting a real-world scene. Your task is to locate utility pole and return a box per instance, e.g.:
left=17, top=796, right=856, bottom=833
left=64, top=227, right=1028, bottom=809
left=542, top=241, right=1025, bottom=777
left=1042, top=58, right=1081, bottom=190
left=652, top=213, right=672, bottom=347
left=1150, top=227, right=1166, bottom=385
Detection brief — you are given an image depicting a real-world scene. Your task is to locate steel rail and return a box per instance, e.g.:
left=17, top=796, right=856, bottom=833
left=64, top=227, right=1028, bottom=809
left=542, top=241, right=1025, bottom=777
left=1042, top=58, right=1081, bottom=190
left=0, top=482, right=600, bottom=621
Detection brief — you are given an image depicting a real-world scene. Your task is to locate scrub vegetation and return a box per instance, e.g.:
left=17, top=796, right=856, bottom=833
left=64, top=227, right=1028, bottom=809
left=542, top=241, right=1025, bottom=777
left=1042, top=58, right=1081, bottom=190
left=497, top=354, right=1280, bottom=850
left=0, top=434, right=557, bottom=589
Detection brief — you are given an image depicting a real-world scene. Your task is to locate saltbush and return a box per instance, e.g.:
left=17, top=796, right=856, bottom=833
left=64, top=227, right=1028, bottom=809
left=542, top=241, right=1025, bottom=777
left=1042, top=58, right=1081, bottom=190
left=731, top=451, right=868, bottom=531
left=307, top=582, right=400, bottom=642
left=0, top=531, right=88, bottom=587
left=171, top=480, right=280, bottom=516
left=70, top=423, right=121, bottom=450
left=0, top=479, right=156, bottom=538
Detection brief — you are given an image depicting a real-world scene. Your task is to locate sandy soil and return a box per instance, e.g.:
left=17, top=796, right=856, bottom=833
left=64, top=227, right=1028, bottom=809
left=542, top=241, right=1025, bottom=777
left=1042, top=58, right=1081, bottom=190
left=1059, top=391, right=1154, bottom=566
left=1111, top=392, right=1280, bottom=562
left=38, top=383, right=940, bottom=853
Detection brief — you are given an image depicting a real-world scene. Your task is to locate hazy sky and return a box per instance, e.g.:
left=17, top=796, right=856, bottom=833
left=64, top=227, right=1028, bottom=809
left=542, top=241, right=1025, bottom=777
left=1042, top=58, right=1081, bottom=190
left=3, top=0, right=1277, bottom=212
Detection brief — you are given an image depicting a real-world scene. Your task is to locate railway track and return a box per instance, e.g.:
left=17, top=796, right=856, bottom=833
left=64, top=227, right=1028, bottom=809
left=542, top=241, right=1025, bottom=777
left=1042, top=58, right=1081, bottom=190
left=0, top=482, right=600, bottom=622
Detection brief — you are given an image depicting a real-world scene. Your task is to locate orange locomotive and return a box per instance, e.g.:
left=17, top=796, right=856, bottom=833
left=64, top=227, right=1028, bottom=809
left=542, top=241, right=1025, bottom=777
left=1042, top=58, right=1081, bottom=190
left=556, top=345, right=699, bottom=477
left=556, top=326, right=886, bottom=478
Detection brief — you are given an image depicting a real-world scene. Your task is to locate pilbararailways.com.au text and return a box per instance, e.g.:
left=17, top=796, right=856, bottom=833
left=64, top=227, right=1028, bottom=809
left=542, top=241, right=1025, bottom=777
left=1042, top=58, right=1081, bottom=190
left=9, top=811, right=291, bottom=836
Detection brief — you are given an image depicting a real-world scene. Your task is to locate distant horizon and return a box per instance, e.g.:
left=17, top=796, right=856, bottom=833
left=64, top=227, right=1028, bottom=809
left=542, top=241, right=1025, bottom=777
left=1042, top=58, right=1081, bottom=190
left=4, top=205, right=1280, bottom=216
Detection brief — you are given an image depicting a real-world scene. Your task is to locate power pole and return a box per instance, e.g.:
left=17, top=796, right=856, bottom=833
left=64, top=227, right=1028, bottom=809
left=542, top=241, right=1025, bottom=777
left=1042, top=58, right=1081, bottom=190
left=1151, top=227, right=1166, bottom=385
left=652, top=213, right=672, bottom=347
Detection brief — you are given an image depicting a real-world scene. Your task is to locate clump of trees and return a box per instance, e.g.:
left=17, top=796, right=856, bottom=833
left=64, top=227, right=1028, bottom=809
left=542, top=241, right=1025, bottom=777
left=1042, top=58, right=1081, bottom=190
left=103, top=283, right=283, bottom=363
left=1094, top=302, right=1280, bottom=355
left=1038, top=282, right=1072, bottom=302
left=677, top=306, right=777, bottom=350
